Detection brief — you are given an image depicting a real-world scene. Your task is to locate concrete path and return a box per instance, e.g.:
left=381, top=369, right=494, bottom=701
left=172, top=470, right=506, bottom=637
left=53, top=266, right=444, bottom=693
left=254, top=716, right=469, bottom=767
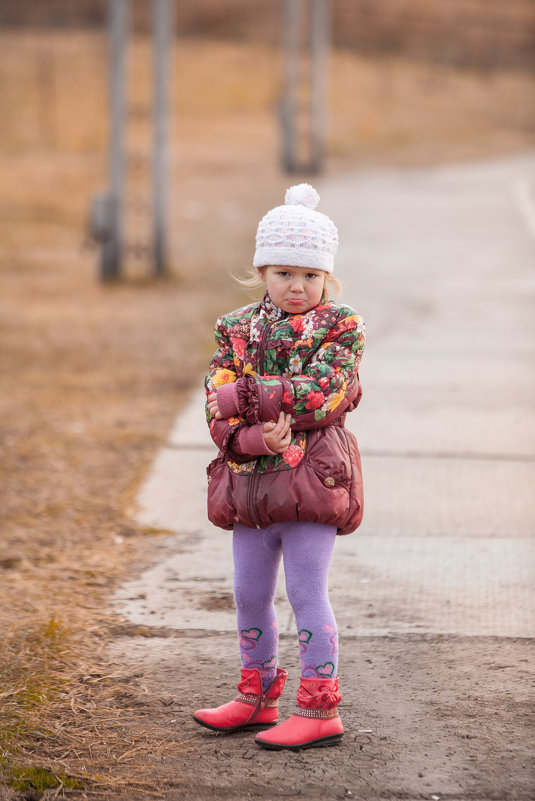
left=117, top=152, right=535, bottom=640
left=112, top=153, right=535, bottom=799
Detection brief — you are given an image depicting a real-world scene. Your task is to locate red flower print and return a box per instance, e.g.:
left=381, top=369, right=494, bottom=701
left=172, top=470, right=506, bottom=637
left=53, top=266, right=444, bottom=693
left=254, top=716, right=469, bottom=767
left=305, top=390, right=324, bottom=410
left=329, top=316, right=357, bottom=338
left=288, top=316, right=305, bottom=333
left=231, top=337, right=246, bottom=361
left=283, top=444, right=304, bottom=467
left=319, top=377, right=330, bottom=389
left=283, top=391, right=293, bottom=405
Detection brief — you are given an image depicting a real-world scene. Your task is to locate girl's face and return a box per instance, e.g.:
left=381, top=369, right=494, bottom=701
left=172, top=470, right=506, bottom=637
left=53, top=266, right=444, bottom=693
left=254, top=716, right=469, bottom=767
left=261, top=265, right=326, bottom=314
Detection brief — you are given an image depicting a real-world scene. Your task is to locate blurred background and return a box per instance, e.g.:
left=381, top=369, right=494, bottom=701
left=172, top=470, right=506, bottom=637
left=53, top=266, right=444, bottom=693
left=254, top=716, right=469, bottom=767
left=1, top=0, right=534, bottom=280
left=0, top=0, right=534, bottom=788
left=3, top=0, right=534, bottom=523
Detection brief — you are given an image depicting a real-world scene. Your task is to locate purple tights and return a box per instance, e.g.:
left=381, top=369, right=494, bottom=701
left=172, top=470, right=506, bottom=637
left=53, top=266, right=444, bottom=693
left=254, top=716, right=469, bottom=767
left=233, top=521, right=339, bottom=690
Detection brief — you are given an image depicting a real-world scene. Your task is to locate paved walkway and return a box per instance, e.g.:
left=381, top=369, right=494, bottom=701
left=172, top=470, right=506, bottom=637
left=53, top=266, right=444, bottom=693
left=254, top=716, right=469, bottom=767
left=117, top=152, right=535, bottom=640
left=112, top=153, right=535, bottom=799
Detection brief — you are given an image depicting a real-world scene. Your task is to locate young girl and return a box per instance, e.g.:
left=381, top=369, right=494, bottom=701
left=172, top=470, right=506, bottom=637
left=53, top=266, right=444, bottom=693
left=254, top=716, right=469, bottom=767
left=193, top=183, right=365, bottom=751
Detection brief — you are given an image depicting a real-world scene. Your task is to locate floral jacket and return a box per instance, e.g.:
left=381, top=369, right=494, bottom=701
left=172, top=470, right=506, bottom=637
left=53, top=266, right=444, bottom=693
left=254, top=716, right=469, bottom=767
left=205, top=292, right=366, bottom=535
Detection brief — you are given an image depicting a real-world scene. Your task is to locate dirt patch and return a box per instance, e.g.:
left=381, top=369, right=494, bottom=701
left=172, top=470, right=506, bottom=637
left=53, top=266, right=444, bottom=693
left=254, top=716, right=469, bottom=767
left=108, top=633, right=535, bottom=801
left=198, top=593, right=236, bottom=612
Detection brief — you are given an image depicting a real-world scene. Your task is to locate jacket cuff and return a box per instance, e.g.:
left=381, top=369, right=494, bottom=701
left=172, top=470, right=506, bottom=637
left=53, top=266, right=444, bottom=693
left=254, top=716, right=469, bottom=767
left=235, top=374, right=261, bottom=423
left=234, top=424, right=276, bottom=456
left=217, top=383, right=239, bottom=418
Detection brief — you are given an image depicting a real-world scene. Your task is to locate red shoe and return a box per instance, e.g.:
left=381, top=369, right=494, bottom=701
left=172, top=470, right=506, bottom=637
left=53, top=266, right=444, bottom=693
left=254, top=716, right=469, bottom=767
left=255, top=676, right=343, bottom=750
left=192, top=667, right=287, bottom=733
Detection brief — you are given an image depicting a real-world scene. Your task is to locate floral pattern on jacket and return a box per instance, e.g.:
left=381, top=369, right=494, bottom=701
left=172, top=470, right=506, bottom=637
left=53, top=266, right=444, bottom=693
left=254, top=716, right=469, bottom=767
left=205, top=292, right=365, bottom=474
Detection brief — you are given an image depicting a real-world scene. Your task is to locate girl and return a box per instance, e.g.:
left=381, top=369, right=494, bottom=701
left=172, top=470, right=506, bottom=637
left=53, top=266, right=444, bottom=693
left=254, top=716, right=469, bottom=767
left=193, top=183, right=365, bottom=750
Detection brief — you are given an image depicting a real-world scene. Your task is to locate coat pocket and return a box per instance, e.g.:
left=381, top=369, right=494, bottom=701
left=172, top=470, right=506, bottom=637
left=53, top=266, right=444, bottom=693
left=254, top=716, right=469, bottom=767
left=206, top=457, right=236, bottom=530
left=305, top=426, right=352, bottom=491
left=302, top=426, right=363, bottom=535
left=338, top=428, right=364, bottom=534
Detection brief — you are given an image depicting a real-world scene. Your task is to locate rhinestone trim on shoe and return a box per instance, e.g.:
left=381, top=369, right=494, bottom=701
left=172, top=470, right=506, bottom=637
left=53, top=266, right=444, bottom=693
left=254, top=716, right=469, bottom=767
left=293, top=707, right=339, bottom=719
left=235, top=693, right=277, bottom=708
left=235, top=693, right=258, bottom=706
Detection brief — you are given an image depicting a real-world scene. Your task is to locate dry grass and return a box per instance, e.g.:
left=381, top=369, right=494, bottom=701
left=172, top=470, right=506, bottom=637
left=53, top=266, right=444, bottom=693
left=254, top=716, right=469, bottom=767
left=1, top=618, right=188, bottom=798
left=329, top=52, right=535, bottom=164
left=0, top=30, right=534, bottom=798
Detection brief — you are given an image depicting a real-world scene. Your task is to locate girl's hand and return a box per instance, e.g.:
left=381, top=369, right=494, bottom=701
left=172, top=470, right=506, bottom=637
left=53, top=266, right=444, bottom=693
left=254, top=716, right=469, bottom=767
left=207, top=392, right=221, bottom=419
left=263, top=412, right=292, bottom=453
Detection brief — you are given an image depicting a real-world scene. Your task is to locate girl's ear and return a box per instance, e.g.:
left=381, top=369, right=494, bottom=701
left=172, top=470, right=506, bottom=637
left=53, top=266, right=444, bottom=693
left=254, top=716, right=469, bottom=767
left=323, top=272, right=341, bottom=301
left=258, top=266, right=267, bottom=283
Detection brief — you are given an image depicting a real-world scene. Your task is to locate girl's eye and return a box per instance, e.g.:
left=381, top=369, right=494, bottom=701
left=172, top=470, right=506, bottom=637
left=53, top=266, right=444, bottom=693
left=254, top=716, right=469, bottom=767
left=305, top=273, right=318, bottom=279
left=278, top=271, right=290, bottom=278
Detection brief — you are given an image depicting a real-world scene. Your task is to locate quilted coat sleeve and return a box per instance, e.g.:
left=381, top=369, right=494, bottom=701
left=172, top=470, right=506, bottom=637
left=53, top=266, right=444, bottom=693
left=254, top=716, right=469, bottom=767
left=234, top=310, right=365, bottom=431
left=204, top=314, right=259, bottom=461
left=204, top=314, right=240, bottom=453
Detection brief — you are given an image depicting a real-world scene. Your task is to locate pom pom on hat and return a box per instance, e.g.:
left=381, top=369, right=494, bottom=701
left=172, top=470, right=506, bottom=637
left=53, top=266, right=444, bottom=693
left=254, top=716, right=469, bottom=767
left=254, top=183, right=338, bottom=273
left=285, top=183, right=320, bottom=209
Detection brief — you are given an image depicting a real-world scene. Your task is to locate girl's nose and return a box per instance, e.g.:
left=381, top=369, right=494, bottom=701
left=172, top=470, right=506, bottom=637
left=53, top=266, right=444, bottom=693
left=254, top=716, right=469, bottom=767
left=290, top=276, right=304, bottom=292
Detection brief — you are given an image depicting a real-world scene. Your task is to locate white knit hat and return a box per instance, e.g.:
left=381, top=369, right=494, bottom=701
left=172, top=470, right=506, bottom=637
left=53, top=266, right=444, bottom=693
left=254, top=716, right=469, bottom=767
left=253, top=183, right=338, bottom=274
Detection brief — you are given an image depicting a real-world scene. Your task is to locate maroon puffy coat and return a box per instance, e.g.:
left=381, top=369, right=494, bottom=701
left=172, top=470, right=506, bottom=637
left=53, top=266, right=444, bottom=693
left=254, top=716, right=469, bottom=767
left=205, top=292, right=366, bottom=535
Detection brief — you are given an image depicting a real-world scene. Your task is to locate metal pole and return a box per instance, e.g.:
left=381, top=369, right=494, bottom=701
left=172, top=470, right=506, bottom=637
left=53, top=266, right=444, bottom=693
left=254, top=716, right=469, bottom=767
left=310, top=0, right=329, bottom=172
left=152, top=0, right=171, bottom=277
left=102, top=0, right=128, bottom=280
left=281, top=0, right=302, bottom=173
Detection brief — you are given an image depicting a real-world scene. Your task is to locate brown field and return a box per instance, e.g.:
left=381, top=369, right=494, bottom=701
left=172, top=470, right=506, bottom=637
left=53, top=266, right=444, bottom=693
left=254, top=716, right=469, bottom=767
left=1, top=30, right=534, bottom=798
left=2, top=0, right=534, bottom=69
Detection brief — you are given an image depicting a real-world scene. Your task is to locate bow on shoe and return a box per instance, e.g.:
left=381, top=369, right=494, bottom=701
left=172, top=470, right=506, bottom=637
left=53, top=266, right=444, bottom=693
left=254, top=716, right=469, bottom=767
left=297, top=678, right=341, bottom=709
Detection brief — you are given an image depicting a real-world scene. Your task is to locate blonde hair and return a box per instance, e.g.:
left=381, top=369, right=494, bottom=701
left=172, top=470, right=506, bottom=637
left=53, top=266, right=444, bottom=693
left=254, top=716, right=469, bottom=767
left=235, top=265, right=342, bottom=302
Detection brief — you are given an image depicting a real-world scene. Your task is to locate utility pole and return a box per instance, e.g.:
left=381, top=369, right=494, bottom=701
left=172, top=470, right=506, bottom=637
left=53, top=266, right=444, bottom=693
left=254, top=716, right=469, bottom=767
left=102, top=0, right=128, bottom=280
left=310, top=0, right=329, bottom=172
left=152, top=0, right=172, bottom=277
left=281, top=0, right=303, bottom=173
left=281, top=0, right=330, bottom=174
left=91, top=0, right=173, bottom=281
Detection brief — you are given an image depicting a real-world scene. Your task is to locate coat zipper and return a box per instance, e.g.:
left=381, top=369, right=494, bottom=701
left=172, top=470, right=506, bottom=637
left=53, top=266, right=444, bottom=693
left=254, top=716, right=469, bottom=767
left=247, top=318, right=276, bottom=528
left=256, top=321, right=273, bottom=380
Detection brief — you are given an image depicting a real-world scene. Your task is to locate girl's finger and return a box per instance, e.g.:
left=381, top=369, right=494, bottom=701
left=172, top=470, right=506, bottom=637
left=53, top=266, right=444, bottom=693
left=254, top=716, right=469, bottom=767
left=272, top=411, right=286, bottom=435
left=282, top=417, right=291, bottom=436
left=282, top=413, right=292, bottom=432
left=280, top=410, right=291, bottom=427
